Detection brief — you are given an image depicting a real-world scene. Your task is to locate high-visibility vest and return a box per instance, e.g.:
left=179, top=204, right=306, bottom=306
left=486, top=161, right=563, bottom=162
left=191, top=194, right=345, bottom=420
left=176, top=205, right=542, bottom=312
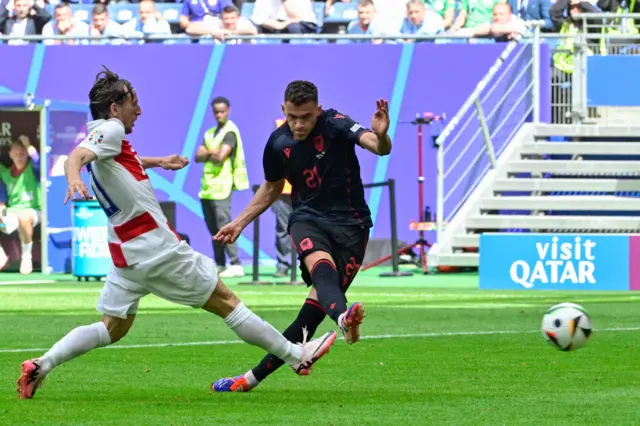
left=275, top=118, right=292, bottom=195
left=199, top=120, right=249, bottom=200
left=608, top=0, right=639, bottom=35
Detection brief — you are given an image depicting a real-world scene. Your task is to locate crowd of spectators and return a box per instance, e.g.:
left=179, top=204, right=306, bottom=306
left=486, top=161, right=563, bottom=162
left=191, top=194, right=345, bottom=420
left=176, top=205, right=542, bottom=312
left=0, top=0, right=635, bottom=45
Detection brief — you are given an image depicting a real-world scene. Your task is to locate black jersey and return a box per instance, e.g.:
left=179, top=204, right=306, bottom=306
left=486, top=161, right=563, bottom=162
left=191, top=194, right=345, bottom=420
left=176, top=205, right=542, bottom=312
left=263, top=108, right=373, bottom=229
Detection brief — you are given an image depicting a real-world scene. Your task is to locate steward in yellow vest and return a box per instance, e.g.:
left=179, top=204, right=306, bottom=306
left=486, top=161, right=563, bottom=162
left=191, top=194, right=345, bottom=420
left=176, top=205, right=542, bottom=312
left=195, top=97, right=248, bottom=278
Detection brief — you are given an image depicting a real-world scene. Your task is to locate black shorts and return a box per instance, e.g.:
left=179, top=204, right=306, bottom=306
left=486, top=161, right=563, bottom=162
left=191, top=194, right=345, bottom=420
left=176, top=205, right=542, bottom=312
left=289, top=220, right=369, bottom=291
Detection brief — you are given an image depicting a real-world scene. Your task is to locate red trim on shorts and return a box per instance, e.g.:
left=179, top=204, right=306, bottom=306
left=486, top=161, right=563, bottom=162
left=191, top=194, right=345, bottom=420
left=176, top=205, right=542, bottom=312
left=114, top=212, right=159, bottom=243
left=108, top=243, right=128, bottom=268
left=305, top=298, right=324, bottom=312
left=167, top=221, right=182, bottom=241
left=310, top=258, right=336, bottom=275
left=289, top=232, right=299, bottom=254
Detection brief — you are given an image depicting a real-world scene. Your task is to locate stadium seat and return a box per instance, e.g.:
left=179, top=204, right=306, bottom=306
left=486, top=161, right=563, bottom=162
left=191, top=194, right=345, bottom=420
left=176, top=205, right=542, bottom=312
left=71, top=4, right=93, bottom=23
left=240, top=3, right=254, bottom=20
left=156, top=4, right=182, bottom=24
left=324, top=2, right=357, bottom=24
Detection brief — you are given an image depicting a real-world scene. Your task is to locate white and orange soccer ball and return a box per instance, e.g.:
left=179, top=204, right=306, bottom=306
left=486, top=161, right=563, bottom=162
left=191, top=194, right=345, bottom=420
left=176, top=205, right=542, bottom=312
left=541, top=303, right=593, bottom=351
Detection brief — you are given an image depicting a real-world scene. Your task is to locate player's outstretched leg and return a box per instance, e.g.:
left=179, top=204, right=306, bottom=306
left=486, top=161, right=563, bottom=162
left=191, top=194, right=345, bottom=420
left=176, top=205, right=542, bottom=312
left=204, top=280, right=336, bottom=393
left=213, top=296, right=327, bottom=392
left=16, top=315, right=134, bottom=399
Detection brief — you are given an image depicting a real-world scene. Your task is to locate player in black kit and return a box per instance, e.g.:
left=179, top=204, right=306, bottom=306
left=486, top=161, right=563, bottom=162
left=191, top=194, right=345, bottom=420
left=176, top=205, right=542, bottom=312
left=212, top=80, right=392, bottom=392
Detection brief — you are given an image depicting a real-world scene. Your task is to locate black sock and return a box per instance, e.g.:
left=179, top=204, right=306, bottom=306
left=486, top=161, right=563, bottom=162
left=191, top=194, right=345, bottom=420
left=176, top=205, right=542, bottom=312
left=311, top=259, right=347, bottom=324
left=251, top=298, right=326, bottom=382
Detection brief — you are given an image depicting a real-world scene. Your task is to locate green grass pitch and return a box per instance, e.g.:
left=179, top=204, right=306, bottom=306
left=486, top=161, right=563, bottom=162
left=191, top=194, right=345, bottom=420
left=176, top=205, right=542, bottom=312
left=1, top=269, right=639, bottom=425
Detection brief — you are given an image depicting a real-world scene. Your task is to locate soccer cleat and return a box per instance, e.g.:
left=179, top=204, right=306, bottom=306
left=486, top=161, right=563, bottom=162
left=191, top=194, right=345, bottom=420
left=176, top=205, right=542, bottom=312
left=291, top=329, right=337, bottom=376
left=341, top=302, right=366, bottom=345
left=16, top=359, right=46, bottom=399
left=212, top=375, right=255, bottom=393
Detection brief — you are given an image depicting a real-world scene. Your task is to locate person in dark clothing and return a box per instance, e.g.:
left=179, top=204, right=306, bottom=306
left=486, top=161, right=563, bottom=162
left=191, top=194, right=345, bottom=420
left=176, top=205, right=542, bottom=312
left=211, top=80, right=393, bottom=393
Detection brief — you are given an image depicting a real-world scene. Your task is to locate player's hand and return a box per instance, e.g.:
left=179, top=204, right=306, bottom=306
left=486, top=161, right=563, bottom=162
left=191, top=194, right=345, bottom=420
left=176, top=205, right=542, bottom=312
left=371, top=99, right=390, bottom=137
left=64, top=181, right=92, bottom=204
left=160, top=154, right=189, bottom=170
left=214, top=221, right=244, bottom=245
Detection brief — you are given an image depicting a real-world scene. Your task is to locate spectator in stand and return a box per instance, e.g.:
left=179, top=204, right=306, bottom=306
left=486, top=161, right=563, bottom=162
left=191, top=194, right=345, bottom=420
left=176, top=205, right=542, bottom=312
left=0, top=0, right=51, bottom=44
left=41, top=2, right=89, bottom=45
left=464, top=2, right=527, bottom=40
left=123, top=0, right=172, bottom=42
left=507, top=0, right=553, bottom=31
left=399, top=0, right=445, bottom=40
left=426, top=0, right=459, bottom=31
left=180, top=0, right=233, bottom=36
left=251, top=0, right=318, bottom=34
left=451, top=0, right=501, bottom=31
left=346, top=0, right=383, bottom=42
left=210, top=5, right=257, bottom=42
left=89, top=3, right=123, bottom=43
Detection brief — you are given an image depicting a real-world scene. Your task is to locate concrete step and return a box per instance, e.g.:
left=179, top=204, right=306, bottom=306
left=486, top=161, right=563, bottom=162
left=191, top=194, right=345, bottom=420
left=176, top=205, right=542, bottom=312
left=434, top=252, right=479, bottom=267
left=451, top=234, right=480, bottom=248
left=493, top=178, right=640, bottom=192
left=520, top=142, right=640, bottom=156
left=479, top=196, right=640, bottom=211
left=506, top=160, right=640, bottom=175
left=466, top=215, right=640, bottom=231
left=533, top=124, right=640, bottom=138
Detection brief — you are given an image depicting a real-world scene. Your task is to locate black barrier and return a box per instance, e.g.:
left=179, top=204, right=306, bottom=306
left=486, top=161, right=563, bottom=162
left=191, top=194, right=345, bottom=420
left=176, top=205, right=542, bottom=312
left=362, top=179, right=413, bottom=277
left=242, top=179, right=410, bottom=285
left=239, top=185, right=271, bottom=285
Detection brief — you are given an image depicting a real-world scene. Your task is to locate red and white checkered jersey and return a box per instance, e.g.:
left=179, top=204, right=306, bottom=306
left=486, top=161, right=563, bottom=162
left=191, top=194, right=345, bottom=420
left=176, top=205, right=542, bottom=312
left=79, top=118, right=181, bottom=268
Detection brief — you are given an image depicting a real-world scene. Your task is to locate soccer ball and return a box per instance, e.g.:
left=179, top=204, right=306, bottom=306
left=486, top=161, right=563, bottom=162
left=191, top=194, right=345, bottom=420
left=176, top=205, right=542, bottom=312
left=541, top=303, right=593, bottom=351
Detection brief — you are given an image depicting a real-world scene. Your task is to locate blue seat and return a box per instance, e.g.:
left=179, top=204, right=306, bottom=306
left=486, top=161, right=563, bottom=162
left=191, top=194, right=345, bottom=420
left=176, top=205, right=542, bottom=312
left=240, top=3, right=254, bottom=20
left=324, top=2, right=357, bottom=24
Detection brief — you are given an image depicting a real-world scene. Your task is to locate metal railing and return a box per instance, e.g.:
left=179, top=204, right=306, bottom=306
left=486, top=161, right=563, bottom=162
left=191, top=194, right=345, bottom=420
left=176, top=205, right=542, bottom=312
left=434, top=24, right=543, bottom=244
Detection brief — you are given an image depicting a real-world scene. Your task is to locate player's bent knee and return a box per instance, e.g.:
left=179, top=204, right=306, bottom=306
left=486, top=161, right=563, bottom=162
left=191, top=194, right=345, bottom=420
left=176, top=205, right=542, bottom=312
left=201, top=279, right=240, bottom=318
left=101, top=314, right=135, bottom=343
left=303, top=251, right=335, bottom=272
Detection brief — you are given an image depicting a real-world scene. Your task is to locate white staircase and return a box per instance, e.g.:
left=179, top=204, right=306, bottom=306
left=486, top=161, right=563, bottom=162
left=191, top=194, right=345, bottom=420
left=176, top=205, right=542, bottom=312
left=428, top=123, right=640, bottom=268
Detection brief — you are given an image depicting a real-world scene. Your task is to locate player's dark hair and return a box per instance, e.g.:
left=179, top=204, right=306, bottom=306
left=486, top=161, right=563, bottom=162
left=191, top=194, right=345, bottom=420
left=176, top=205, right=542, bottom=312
left=88, top=65, right=133, bottom=120
left=222, top=5, right=239, bottom=14
left=284, top=81, right=318, bottom=106
left=212, top=96, right=230, bottom=108
left=92, top=3, right=108, bottom=15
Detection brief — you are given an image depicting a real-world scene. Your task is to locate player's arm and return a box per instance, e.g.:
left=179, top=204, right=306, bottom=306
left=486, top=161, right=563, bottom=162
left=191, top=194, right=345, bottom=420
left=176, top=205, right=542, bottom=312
left=63, top=146, right=97, bottom=202
left=358, top=131, right=392, bottom=156
left=234, top=179, right=285, bottom=229
left=139, top=155, right=189, bottom=170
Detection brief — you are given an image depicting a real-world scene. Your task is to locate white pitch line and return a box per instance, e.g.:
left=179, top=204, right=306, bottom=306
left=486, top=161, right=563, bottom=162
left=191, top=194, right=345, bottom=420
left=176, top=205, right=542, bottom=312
left=0, top=280, right=57, bottom=286
left=1, top=327, right=638, bottom=354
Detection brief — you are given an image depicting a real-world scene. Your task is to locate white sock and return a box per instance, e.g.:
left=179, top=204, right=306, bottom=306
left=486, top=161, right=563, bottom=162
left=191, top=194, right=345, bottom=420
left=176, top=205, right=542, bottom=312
left=224, top=302, right=304, bottom=365
left=21, top=242, right=33, bottom=259
left=244, top=370, right=259, bottom=387
left=39, top=322, right=112, bottom=374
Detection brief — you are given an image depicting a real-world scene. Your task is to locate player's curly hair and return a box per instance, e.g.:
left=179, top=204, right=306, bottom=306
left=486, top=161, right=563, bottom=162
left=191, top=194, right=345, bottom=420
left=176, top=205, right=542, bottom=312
left=88, top=65, right=133, bottom=120
left=284, top=80, right=318, bottom=106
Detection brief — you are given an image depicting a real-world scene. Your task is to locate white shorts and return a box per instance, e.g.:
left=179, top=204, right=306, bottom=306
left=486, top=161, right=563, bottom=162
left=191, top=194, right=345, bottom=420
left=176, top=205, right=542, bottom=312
left=0, top=209, right=41, bottom=235
left=97, top=241, right=218, bottom=319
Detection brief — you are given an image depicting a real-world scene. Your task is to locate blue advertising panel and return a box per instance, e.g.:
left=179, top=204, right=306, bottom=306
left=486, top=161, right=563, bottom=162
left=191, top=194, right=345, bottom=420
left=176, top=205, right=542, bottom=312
left=72, top=200, right=111, bottom=277
left=479, top=233, right=630, bottom=291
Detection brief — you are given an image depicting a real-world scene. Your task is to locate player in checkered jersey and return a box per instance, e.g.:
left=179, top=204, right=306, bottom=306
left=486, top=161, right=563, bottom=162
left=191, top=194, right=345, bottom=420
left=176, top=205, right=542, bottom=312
left=16, top=66, right=336, bottom=399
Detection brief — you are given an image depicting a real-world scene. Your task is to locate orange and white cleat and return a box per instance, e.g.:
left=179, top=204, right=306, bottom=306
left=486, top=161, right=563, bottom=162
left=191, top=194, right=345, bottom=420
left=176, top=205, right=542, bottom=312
left=16, top=359, right=47, bottom=399
left=291, top=330, right=337, bottom=376
left=341, top=302, right=366, bottom=345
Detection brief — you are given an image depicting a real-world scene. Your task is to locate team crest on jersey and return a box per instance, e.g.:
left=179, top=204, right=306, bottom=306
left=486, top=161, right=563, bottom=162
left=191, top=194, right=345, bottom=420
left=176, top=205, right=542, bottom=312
left=313, top=136, right=324, bottom=153
left=87, top=130, right=104, bottom=145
